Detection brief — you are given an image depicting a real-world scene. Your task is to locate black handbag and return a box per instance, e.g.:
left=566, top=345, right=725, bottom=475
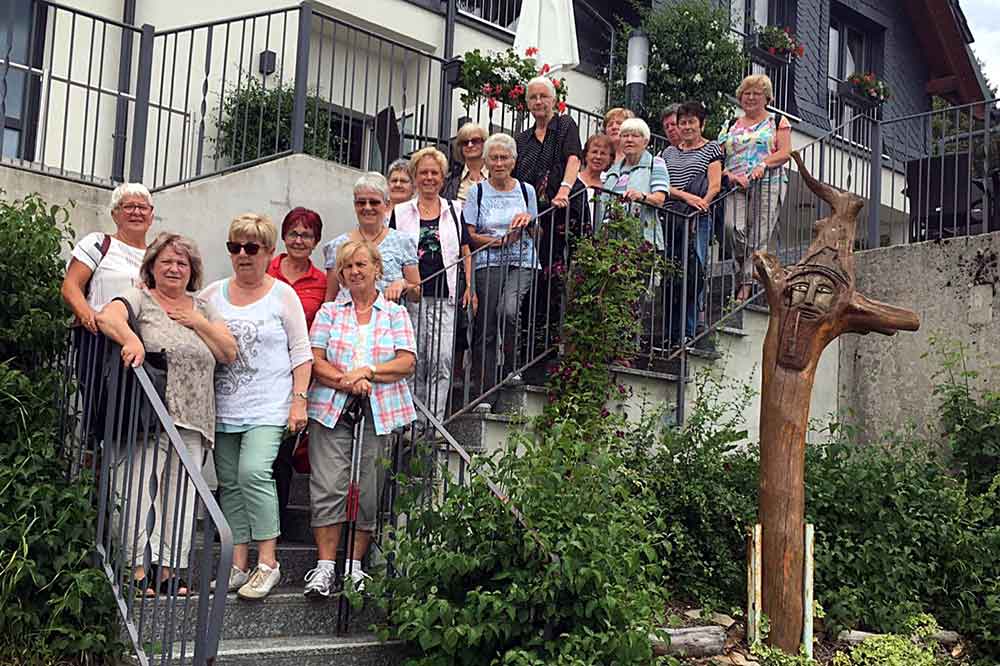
left=102, top=296, right=168, bottom=441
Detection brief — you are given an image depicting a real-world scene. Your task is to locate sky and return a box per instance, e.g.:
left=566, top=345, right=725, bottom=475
left=963, top=0, right=1000, bottom=90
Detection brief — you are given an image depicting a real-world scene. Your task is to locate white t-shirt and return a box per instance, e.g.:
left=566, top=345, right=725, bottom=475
left=70, top=232, right=145, bottom=310
left=201, top=278, right=313, bottom=428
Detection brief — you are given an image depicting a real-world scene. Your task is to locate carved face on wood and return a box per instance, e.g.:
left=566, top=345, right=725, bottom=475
left=777, top=263, right=850, bottom=371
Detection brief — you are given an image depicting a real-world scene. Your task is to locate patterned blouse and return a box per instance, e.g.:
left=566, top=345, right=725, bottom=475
left=717, top=114, right=789, bottom=182
left=307, top=291, right=417, bottom=435
left=321, top=229, right=417, bottom=293
left=117, top=286, right=221, bottom=445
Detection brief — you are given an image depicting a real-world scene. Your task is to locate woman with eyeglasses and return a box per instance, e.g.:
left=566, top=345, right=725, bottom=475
left=442, top=122, right=489, bottom=202
left=718, top=74, right=791, bottom=302
left=322, top=172, right=420, bottom=304
left=386, top=159, right=415, bottom=211
left=268, top=208, right=327, bottom=329
left=602, top=117, right=670, bottom=250
left=62, top=183, right=156, bottom=453
left=201, top=213, right=313, bottom=601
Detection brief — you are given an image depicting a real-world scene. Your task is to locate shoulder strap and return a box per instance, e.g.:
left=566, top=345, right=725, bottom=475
left=98, top=233, right=112, bottom=257
left=388, top=208, right=396, bottom=230
left=447, top=200, right=461, bottom=239
left=476, top=181, right=483, bottom=210
left=111, top=295, right=142, bottom=345
left=519, top=180, right=529, bottom=207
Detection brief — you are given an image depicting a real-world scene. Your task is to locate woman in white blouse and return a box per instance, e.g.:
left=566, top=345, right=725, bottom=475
left=202, top=214, right=313, bottom=600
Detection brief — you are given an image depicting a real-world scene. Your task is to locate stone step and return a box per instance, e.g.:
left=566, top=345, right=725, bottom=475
left=136, top=586, right=384, bottom=643
left=181, top=634, right=406, bottom=665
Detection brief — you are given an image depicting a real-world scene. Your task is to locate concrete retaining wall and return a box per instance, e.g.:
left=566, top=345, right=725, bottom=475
left=839, top=231, right=1000, bottom=443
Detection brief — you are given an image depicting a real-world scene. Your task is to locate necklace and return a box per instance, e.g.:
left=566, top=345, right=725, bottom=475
left=418, top=199, right=439, bottom=218
left=358, top=225, right=384, bottom=244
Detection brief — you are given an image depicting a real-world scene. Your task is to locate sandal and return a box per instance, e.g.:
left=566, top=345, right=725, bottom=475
left=132, top=570, right=158, bottom=598
left=157, top=575, right=190, bottom=597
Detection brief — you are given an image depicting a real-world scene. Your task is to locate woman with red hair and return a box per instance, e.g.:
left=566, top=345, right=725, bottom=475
left=268, top=207, right=327, bottom=329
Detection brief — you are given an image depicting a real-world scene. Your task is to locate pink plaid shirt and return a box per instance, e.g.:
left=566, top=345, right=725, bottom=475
left=307, top=291, right=417, bottom=435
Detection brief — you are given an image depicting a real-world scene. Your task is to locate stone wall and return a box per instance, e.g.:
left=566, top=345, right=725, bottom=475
left=838, top=231, right=1000, bottom=443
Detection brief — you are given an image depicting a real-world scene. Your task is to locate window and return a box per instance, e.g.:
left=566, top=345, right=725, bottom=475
left=731, top=0, right=793, bottom=33
left=0, top=0, right=44, bottom=160
left=827, top=7, right=883, bottom=143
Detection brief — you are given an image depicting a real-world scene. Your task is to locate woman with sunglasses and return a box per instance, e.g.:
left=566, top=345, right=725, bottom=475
left=442, top=122, right=488, bottom=202
left=201, top=214, right=313, bottom=601
left=322, top=172, right=420, bottom=304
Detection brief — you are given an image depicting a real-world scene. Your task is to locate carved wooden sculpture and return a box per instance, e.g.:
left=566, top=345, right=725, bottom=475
left=753, top=151, right=920, bottom=653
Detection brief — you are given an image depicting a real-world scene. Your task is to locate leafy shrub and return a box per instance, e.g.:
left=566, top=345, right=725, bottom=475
left=609, top=0, right=744, bottom=136
left=214, top=76, right=346, bottom=164
left=0, top=194, right=73, bottom=371
left=374, top=204, right=669, bottom=665
left=0, top=194, right=122, bottom=663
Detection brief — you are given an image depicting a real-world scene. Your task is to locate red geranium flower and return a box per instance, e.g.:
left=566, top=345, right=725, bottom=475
left=768, top=47, right=776, bottom=54
left=525, top=47, right=539, bottom=57
left=487, top=97, right=498, bottom=110
left=539, top=63, right=551, bottom=74
left=552, top=78, right=561, bottom=89
left=796, top=45, right=805, bottom=56
left=557, top=100, right=567, bottom=113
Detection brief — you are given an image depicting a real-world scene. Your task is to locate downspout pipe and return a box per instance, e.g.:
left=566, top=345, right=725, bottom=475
left=111, top=0, right=137, bottom=183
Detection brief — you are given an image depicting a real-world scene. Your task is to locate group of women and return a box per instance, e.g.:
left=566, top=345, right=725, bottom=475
left=60, top=71, right=791, bottom=601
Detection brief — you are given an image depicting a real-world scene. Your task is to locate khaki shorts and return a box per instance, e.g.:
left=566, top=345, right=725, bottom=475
left=308, top=405, right=386, bottom=531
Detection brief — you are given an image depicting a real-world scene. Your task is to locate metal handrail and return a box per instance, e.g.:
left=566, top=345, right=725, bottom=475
left=60, top=332, right=233, bottom=666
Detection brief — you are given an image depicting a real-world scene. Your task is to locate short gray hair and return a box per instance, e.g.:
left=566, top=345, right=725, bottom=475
left=619, top=118, right=651, bottom=142
left=353, top=172, right=390, bottom=202
left=484, top=133, right=517, bottom=161
left=110, top=182, right=152, bottom=214
left=526, top=76, right=556, bottom=99
left=660, top=103, right=681, bottom=120
left=386, top=158, right=411, bottom=180
left=140, top=232, right=204, bottom=292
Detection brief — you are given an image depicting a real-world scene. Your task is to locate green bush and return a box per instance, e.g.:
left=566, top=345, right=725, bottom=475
left=374, top=204, right=670, bottom=665
left=609, top=0, right=745, bottom=137
left=214, top=76, right=346, bottom=163
left=0, top=194, right=123, bottom=664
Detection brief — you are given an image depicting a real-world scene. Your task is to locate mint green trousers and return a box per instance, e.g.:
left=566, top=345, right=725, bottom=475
left=214, top=426, right=283, bottom=544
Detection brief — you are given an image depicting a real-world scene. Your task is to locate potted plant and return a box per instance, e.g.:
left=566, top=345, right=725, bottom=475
left=458, top=47, right=568, bottom=114
left=838, top=72, right=891, bottom=106
left=748, top=24, right=805, bottom=67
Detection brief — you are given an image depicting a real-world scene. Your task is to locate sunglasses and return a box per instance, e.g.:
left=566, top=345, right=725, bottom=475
left=354, top=198, right=383, bottom=208
left=462, top=137, right=485, bottom=146
left=226, top=241, right=262, bottom=255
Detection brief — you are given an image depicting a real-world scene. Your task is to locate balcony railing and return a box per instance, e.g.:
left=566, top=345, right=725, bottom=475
left=736, top=28, right=794, bottom=117
left=456, top=0, right=521, bottom=33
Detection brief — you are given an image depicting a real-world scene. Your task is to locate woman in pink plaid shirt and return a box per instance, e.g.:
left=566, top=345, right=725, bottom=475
left=303, top=239, right=416, bottom=597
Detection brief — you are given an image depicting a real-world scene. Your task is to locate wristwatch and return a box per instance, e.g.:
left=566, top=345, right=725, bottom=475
left=293, top=391, right=309, bottom=400
left=367, top=364, right=377, bottom=379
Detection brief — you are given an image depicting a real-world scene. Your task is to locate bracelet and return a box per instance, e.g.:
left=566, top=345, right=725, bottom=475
left=559, top=181, right=571, bottom=189
left=293, top=391, right=308, bottom=400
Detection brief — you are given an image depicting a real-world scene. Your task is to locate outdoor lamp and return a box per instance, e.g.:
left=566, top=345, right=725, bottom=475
left=626, top=30, right=649, bottom=110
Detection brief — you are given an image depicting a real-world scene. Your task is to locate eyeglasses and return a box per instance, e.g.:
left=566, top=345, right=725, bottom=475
left=119, top=203, right=152, bottom=213
left=462, top=137, right=485, bottom=146
left=226, top=241, right=262, bottom=255
left=286, top=231, right=315, bottom=241
left=354, top=198, right=383, bottom=208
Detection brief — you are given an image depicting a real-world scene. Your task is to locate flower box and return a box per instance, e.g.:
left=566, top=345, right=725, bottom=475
left=836, top=79, right=881, bottom=108
left=746, top=42, right=793, bottom=69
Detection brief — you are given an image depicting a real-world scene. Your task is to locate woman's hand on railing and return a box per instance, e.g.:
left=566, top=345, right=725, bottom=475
left=384, top=279, right=407, bottom=302
left=731, top=172, right=751, bottom=189
left=120, top=337, right=145, bottom=368
left=80, top=307, right=99, bottom=334
left=510, top=212, right=533, bottom=230
left=749, top=164, right=768, bottom=181
left=622, top=188, right=647, bottom=203
left=679, top=191, right=710, bottom=212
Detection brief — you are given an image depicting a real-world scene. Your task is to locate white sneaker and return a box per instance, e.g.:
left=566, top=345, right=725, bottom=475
left=211, top=565, right=249, bottom=593
left=237, top=562, right=281, bottom=600
left=303, top=565, right=337, bottom=599
left=346, top=565, right=372, bottom=592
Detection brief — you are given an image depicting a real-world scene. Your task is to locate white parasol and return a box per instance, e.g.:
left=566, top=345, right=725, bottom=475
left=513, top=0, right=580, bottom=73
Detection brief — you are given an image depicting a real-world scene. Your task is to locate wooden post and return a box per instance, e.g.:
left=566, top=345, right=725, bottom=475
left=753, top=152, right=920, bottom=654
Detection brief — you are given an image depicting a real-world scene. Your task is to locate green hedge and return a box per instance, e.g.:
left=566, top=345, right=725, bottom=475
left=0, top=193, right=122, bottom=664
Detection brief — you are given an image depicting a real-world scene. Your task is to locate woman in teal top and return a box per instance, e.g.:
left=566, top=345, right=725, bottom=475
left=602, top=117, right=670, bottom=250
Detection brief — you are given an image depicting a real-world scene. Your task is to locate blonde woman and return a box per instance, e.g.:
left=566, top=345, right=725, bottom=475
left=443, top=122, right=489, bottom=201
left=718, top=74, right=791, bottom=301
left=603, top=107, right=635, bottom=164
left=202, top=214, right=313, bottom=600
